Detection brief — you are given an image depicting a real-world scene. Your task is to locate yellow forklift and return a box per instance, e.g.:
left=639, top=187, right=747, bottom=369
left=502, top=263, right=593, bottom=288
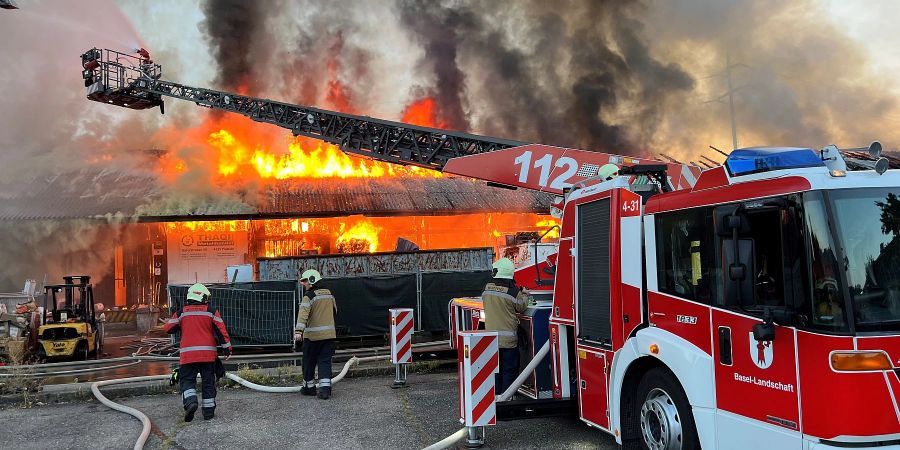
left=37, top=276, right=102, bottom=360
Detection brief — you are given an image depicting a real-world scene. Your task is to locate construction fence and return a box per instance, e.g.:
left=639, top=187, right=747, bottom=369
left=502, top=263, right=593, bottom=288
left=167, top=281, right=298, bottom=348
left=259, top=248, right=495, bottom=334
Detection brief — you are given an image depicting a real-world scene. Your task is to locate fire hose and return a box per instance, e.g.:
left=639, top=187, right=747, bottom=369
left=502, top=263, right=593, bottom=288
left=420, top=340, right=550, bottom=450
left=92, top=354, right=391, bottom=450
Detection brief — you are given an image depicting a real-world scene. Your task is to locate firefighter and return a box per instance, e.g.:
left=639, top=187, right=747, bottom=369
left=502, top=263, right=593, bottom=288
left=295, top=269, right=337, bottom=400
left=598, top=163, right=619, bottom=180
left=482, top=258, right=533, bottom=395
left=164, top=283, right=232, bottom=422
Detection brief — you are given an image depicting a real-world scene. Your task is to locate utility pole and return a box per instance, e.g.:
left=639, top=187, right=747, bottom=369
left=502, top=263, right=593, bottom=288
left=706, top=53, right=749, bottom=151
left=726, top=53, right=739, bottom=151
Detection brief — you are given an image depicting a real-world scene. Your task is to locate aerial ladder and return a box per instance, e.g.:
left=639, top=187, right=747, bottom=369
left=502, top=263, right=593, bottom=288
left=78, top=47, right=703, bottom=195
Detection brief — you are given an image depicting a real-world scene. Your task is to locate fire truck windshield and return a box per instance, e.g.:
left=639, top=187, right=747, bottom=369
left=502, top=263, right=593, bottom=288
left=827, top=188, right=900, bottom=332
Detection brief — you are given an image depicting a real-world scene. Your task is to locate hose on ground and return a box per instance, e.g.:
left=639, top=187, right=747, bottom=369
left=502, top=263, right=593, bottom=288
left=420, top=340, right=551, bottom=450
left=91, top=375, right=171, bottom=450
left=94, top=354, right=392, bottom=450
left=421, top=428, right=468, bottom=450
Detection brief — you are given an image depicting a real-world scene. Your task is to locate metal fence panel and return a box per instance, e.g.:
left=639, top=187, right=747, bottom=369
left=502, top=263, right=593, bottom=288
left=168, top=283, right=297, bottom=347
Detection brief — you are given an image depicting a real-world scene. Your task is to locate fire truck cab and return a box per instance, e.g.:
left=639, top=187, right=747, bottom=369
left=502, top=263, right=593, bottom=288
left=451, top=144, right=900, bottom=449
left=543, top=145, right=900, bottom=449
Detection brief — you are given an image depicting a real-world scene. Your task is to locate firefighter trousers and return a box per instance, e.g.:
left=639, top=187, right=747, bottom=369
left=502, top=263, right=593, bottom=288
left=496, top=348, right=520, bottom=396
left=302, top=339, right=337, bottom=388
left=179, top=362, right=217, bottom=413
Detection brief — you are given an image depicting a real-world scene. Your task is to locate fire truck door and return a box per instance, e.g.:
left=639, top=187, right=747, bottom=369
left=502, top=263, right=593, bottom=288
left=710, top=205, right=801, bottom=449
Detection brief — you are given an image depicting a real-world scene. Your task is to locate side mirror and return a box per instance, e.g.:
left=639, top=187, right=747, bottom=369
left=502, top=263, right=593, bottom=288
left=752, top=321, right=776, bottom=342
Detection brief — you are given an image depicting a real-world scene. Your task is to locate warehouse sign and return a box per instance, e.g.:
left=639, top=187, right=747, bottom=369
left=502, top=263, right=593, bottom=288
left=166, top=229, right=248, bottom=284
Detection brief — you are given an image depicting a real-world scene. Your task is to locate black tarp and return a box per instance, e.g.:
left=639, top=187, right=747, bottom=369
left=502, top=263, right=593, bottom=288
left=322, top=274, right=417, bottom=336
left=420, top=271, right=493, bottom=332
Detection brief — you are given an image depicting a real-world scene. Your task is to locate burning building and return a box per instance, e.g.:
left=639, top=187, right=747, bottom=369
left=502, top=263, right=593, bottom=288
left=0, top=139, right=557, bottom=309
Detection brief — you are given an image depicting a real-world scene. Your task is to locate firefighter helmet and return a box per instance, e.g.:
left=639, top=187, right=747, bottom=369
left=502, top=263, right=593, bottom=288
left=186, top=283, right=210, bottom=303
left=300, top=269, right=322, bottom=284
left=492, top=258, right=515, bottom=280
left=599, top=163, right=619, bottom=180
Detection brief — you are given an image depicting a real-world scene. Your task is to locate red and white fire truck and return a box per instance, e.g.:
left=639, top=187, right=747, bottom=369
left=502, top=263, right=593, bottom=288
left=445, top=142, right=900, bottom=449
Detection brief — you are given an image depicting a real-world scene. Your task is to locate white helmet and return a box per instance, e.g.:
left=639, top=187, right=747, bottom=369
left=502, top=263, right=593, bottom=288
left=492, top=258, right=515, bottom=280
left=186, top=283, right=210, bottom=303
left=300, top=269, right=322, bottom=284
left=599, top=163, right=619, bottom=180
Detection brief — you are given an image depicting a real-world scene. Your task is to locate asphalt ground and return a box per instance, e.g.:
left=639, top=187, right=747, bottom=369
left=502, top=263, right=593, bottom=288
left=0, top=372, right=619, bottom=450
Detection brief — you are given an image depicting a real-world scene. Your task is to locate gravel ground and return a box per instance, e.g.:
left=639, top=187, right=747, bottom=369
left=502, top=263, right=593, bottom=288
left=0, top=372, right=619, bottom=449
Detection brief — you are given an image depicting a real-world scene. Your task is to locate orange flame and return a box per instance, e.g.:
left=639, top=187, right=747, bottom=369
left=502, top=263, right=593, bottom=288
left=165, top=220, right=249, bottom=233
left=209, top=130, right=441, bottom=179
left=536, top=218, right=561, bottom=239
left=401, top=97, right=447, bottom=129
left=335, top=221, right=382, bottom=253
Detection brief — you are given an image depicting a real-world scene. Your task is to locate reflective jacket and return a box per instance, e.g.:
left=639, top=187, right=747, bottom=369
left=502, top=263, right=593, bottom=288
left=482, top=281, right=532, bottom=348
left=296, top=286, right=337, bottom=341
left=164, top=302, right=232, bottom=364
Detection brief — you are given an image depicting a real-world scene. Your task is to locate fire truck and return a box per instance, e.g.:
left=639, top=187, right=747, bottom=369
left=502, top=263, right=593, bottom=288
left=80, top=47, right=900, bottom=449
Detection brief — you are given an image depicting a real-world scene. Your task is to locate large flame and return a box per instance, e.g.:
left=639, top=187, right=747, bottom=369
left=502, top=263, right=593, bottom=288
left=154, top=95, right=453, bottom=181
left=335, top=221, right=382, bottom=253
left=209, top=130, right=441, bottom=179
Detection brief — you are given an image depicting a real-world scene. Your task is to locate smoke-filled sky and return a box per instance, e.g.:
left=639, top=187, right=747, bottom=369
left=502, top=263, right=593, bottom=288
left=0, top=0, right=898, bottom=172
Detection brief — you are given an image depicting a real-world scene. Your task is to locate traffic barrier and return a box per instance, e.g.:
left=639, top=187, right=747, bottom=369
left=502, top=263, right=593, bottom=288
left=104, top=310, right=136, bottom=324
left=390, top=308, right=414, bottom=388
left=458, top=330, right=499, bottom=447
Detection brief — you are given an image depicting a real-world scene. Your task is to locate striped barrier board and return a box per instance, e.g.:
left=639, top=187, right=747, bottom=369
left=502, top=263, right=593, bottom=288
left=390, top=308, right=414, bottom=364
left=103, top=310, right=136, bottom=324
left=458, top=330, right=499, bottom=427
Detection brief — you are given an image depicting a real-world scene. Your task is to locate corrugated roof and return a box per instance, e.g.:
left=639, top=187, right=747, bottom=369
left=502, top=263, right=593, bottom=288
left=0, top=169, right=552, bottom=221
left=0, top=168, right=159, bottom=221
left=260, top=178, right=552, bottom=217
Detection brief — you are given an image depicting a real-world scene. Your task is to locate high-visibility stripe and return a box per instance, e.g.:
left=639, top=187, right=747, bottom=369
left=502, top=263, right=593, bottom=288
left=494, top=330, right=516, bottom=337
left=319, top=378, right=331, bottom=387
left=202, top=398, right=215, bottom=407
left=310, top=295, right=334, bottom=305
left=180, top=311, right=215, bottom=319
left=295, top=323, right=306, bottom=331
left=166, top=318, right=180, bottom=324
left=182, top=389, right=196, bottom=399
left=482, top=290, right=524, bottom=305
left=213, top=316, right=223, bottom=323
left=305, top=325, right=335, bottom=332
left=221, top=342, right=232, bottom=349
left=180, top=346, right=217, bottom=353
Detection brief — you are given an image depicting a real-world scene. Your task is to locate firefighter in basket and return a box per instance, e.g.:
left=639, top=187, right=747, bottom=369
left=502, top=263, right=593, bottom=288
left=295, top=269, right=338, bottom=400
left=164, top=283, right=232, bottom=422
left=482, top=258, right=533, bottom=395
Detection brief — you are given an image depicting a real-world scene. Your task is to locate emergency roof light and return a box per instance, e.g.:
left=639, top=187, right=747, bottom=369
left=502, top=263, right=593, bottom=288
left=725, top=147, right=825, bottom=177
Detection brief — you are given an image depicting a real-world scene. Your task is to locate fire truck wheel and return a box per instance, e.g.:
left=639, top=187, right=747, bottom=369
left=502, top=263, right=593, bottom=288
left=636, top=368, right=699, bottom=450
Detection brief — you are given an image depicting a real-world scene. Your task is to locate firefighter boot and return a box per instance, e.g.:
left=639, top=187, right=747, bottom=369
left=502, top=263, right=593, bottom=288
left=300, top=381, right=316, bottom=396
left=202, top=398, right=216, bottom=420
left=184, top=401, right=198, bottom=422
left=317, top=386, right=331, bottom=400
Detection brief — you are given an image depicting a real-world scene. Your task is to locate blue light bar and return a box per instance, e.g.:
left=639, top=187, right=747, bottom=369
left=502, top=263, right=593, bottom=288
left=725, top=147, right=824, bottom=176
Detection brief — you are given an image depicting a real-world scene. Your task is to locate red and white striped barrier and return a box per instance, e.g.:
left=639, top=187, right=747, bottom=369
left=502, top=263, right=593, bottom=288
left=458, top=330, right=499, bottom=427
left=390, top=308, right=414, bottom=364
